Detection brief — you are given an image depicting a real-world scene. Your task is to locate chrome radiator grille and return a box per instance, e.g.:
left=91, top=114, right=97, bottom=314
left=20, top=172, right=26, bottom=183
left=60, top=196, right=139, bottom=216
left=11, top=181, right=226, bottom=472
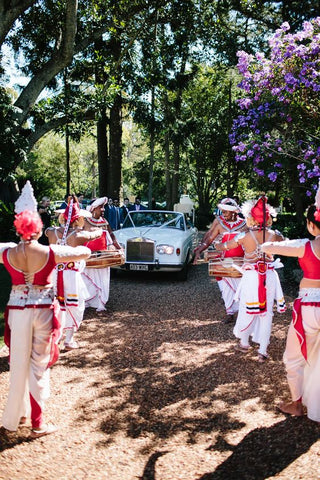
left=126, top=238, right=155, bottom=262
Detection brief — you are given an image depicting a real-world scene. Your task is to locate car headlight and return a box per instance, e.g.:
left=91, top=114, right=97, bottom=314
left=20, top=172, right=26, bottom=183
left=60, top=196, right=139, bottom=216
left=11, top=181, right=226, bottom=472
left=156, top=244, right=174, bottom=255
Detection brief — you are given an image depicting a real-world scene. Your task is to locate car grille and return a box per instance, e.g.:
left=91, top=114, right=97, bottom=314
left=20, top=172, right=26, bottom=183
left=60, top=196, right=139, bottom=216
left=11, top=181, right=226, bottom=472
left=126, top=238, right=155, bottom=262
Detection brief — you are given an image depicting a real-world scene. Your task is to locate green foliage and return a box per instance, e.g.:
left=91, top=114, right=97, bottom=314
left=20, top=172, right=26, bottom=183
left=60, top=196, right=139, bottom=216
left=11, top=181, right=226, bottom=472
left=275, top=212, right=308, bottom=239
left=17, top=132, right=98, bottom=201
left=178, top=65, right=247, bottom=214
left=0, top=200, right=15, bottom=242
left=0, top=265, right=11, bottom=345
left=0, top=88, right=28, bottom=180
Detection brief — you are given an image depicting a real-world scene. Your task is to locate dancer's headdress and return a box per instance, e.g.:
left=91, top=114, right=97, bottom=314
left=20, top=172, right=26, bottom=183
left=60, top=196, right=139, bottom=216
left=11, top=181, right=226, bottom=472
left=56, top=198, right=91, bottom=222
left=14, top=181, right=43, bottom=240
left=314, top=179, right=320, bottom=221
left=14, top=180, right=37, bottom=214
left=241, top=196, right=277, bottom=226
left=87, top=197, right=108, bottom=212
left=217, top=198, right=240, bottom=212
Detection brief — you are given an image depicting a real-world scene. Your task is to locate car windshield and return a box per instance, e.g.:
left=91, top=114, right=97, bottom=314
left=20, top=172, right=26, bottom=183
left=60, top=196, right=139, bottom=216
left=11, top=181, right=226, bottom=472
left=122, top=211, right=185, bottom=230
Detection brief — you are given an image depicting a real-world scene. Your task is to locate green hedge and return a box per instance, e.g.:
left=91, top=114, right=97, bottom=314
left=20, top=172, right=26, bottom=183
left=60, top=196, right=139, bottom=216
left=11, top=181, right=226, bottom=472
left=0, top=265, right=11, bottom=346
left=274, top=212, right=307, bottom=239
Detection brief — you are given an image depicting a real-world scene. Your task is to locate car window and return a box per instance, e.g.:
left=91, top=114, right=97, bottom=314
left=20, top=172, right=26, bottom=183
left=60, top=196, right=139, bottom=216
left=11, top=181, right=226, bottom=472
left=122, top=211, right=185, bottom=230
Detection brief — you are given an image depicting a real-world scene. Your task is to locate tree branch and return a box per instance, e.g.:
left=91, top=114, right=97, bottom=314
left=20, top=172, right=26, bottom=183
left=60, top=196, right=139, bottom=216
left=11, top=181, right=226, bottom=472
left=13, top=0, right=78, bottom=123
left=0, top=0, right=36, bottom=46
left=26, top=109, right=96, bottom=151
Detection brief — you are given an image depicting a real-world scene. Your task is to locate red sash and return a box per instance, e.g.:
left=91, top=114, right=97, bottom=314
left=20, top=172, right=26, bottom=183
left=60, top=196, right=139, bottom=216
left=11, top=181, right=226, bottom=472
left=292, top=298, right=307, bottom=360
left=254, top=261, right=267, bottom=314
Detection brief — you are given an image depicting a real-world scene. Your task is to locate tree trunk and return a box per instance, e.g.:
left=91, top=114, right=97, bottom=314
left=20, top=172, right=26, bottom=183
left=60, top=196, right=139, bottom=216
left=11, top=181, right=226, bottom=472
left=65, top=122, right=71, bottom=195
left=148, top=85, right=155, bottom=208
left=108, top=92, right=122, bottom=199
left=171, top=142, right=180, bottom=206
left=97, top=109, right=109, bottom=196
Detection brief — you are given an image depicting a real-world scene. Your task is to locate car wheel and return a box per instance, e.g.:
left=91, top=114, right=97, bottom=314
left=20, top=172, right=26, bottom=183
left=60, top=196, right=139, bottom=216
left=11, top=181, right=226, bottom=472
left=176, top=257, right=189, bottom=281
left=110, top=268, right=118, bottom=278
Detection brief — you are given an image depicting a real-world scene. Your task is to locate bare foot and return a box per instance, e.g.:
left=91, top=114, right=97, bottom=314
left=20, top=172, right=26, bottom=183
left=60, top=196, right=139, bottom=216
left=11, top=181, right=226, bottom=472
left=278, top=400, right=304, bottom=416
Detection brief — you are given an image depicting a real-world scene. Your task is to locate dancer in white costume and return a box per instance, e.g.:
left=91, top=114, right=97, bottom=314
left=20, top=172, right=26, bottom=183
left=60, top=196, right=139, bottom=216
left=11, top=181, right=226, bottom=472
left=193, top=198, right=247, bottom=323
left=46, top=195, right=102, bottom=349
left=82, top=197, right=122, bottom=311
left=216, top=196, right=286, bottom=361
left=0, top=182, right=90, bottom=437
left=262, top=182, right=320, bottom=422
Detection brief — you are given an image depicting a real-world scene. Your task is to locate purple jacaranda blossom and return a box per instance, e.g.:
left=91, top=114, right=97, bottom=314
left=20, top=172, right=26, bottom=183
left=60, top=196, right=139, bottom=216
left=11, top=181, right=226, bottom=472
left=230, top=17, right=320, bottom=188
left=268, top=172, right=278, bottom=181
left=281, top=22, right=290, bottom=32
left=238, top=98, right=252, bottom=109
left=297, top=163, right=306, bottom=170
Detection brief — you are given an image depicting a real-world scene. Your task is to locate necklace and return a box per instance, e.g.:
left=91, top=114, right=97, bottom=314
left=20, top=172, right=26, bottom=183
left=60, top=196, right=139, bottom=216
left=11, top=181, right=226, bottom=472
left=86, top=217, right=107, bottom=226
left=18, top=239, right=37, bottom=258
left=19, top=239, right=37, bottom=245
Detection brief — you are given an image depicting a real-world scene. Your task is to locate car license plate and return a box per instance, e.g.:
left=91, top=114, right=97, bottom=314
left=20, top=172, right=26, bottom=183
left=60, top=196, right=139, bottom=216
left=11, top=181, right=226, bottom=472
left=129, top=264, right=149, bottom=271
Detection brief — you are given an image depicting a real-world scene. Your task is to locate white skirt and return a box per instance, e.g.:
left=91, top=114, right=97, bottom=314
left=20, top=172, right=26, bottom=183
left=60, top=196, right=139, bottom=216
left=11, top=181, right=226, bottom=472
left=82, top=267, right=110, bottom=311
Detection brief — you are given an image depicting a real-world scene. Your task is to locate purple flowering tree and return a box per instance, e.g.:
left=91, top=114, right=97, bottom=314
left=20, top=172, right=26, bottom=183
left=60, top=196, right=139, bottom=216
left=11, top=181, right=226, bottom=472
left=230, top=18, right=320, bottom=217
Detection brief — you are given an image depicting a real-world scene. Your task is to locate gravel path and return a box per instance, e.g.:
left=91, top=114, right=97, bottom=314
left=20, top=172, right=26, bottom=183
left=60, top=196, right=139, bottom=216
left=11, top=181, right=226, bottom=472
left=0, top=263, right=319, bottom=480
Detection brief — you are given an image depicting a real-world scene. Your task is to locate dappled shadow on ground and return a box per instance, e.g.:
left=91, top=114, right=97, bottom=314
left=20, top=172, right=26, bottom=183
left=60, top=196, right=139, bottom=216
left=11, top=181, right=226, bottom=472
left=58, top=264, right=297, bottom=454
left=0, top=353, right=9, bottom=374
left=0, top=426, right=32, bottom=452
left=198, top=417, right=320, bottom=480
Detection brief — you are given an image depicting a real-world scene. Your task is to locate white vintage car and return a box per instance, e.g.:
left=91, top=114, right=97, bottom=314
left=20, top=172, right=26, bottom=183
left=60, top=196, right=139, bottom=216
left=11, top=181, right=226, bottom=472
left=113, top=210, right=198, bottom=280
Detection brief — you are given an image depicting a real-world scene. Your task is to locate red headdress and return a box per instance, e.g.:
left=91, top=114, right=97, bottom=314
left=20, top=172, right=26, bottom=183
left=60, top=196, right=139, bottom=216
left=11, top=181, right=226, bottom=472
left=250, top=197, right=270, bottom=226
left=14, top=211, right=43, bottom=241
left=314, top=179, right=320, bottom=222
left=63, top=199, right=80, bottom=223
left=241, top=196, right=277, bottom=227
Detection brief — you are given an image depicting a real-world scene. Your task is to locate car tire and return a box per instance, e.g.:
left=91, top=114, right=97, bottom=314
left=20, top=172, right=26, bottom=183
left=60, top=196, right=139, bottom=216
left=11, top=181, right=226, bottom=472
left=110, top=268, right=118, bottom=278
left=176, top=257, right=189, bottom=281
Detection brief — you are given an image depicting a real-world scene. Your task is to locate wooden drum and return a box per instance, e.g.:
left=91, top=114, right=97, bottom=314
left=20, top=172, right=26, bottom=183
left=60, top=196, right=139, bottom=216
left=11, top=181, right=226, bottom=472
left=86, top=249, right=125, bottom=269
left=208, top=257, right=243, bottom=278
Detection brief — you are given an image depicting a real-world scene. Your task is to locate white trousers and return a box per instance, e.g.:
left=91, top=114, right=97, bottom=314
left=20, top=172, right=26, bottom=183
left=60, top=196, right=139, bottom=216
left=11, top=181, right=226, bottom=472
left=284, top=304, right=320, bottom=422
left=1, top=308, right=52, bottom=431
left=217, top=277, right=240, bottom=315
left=233, top=270, right=281, bottom=356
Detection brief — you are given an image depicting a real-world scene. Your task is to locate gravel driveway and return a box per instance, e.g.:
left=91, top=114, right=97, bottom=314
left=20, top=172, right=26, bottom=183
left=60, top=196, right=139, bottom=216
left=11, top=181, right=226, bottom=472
left=0, top=263, right=319, bottom=480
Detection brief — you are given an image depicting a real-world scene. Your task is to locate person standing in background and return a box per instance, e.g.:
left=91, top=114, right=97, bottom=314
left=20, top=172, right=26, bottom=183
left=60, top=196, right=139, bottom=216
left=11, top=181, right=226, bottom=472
left=105, top=198, right=120, bottom=230
left=77, top=193, right=84, bottom=209
left=38, top=196, right=52, bottom=245
left=120, top=197, right=130, bottom=223
left=129, top=196, right=147, bottom=211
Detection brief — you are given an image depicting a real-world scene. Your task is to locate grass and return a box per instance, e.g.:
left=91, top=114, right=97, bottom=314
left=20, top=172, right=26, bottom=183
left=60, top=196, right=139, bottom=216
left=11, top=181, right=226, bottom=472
left=0, top=265, right=11, bottom=348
